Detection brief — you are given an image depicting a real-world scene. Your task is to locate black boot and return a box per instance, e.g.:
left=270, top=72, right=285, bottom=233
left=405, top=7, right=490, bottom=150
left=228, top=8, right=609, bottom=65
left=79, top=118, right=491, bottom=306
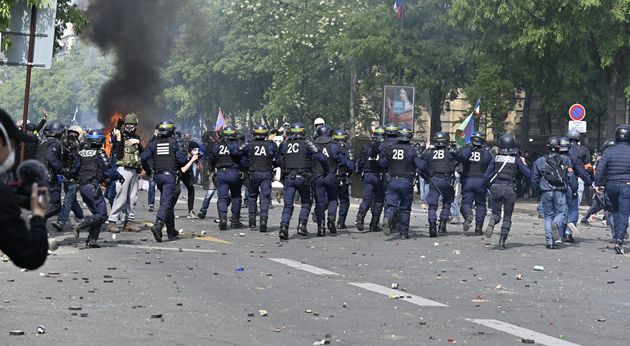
left=85, top=225, right=102, bottom=248
left=279, top=224, right=289, bottom=240
left=498, top=234, right=507, bottom=250
left=474, top=223, right=484, bottom=236
left=259, top=218, right=267, bottom=233
left=166, top=227, right=179, bottom=241
left=429, top=222, right=437, bottom=238
left=438, top=220, right=447, bottom=234
left=462, top=215, right=473, bottom=232
left=249, top=218, right=257, bottom=229
left=328, top=219, right=337, bottom=234
left=337, top=217, right=347, bottom=230
left=383, top=218, right=392, bottom=236
left=400, top=225, right=409, bottom=239
left=317, top=222, right=325, bottom=237
left=231, top=215, right=245, bottom=229
left=297, top=219, right=308, bottom=236
left=369, top=219, right=382, bottom=233
left=197, top=211, right=206, bottom=219
left=219, top=214, right=228, bottom=231
left=151, top=220, right=164, bottom=243
left=355, top=210, right=366, bottom=232
left=485, top=219, right=496, bottom=238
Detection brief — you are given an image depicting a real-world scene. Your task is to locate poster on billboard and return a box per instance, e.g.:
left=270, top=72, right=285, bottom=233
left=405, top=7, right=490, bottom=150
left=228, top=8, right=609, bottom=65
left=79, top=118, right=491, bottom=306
left=383, top=85, right=415, bottom=128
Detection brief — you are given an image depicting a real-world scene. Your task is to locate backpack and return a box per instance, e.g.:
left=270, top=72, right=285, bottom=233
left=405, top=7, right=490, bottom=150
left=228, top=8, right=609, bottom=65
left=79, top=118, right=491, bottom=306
left=544, top=154, right=567, bottom=187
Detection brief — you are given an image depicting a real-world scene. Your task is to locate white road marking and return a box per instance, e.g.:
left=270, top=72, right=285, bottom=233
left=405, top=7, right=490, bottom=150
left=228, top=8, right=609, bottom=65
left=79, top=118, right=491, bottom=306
left=348, top=282, right=448, bottom=307
left=466, top=319, right=581, bottom=346
left=117, top=244, right=219, bottom=254
left=268, top=258, right=340, bottom=276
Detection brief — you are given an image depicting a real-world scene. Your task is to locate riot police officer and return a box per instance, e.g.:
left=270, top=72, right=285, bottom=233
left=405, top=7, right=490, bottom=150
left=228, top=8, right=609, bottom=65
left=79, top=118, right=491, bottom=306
left=312, top=125, right=353, bottom=236
left=559, top=137, right=579, bottom=242
left=565, top=129, right=593, bottom=237
left=356, top=126, right=385, bottom=232
left=378, top=124, right=421, bottom=239
left=108, top=113, right=143, bottom=232
left=594, top=125, right=630, bottom=254
left=333, top=129, right=353, bottom=229
left=71, top=130, right=122, bottom=248
left=278, top=123, right=328, bottom=240
left=36, top=120, right=65, bottom=221
left=141, top=121, right=188, bottom=242
left=419, top=132, right=457, bottom=237
left=455, top=131, right=494, bottom=235
left=52, top=125, right=85, bottom=231
left=485, top=134, right=531, bottom=249
left=208, top=125, right=248, bottom=230
left=581, top=139, right=615, bottom=226
left=532, top=136, right=571, bottom=249
left=245, top=124, right=278, bottom=232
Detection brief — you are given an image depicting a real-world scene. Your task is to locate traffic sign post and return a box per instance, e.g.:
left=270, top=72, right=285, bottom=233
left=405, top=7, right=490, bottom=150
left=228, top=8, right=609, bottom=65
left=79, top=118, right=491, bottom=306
left=568, top=104, right=586, bottom=121
left=568, top=103, right=587, bottom=134
left=568, top=120, right=587, bottom=133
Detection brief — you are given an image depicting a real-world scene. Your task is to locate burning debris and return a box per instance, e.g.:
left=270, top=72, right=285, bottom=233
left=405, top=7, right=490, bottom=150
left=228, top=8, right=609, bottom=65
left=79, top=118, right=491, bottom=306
left=84, top=0, right=181, bottom=134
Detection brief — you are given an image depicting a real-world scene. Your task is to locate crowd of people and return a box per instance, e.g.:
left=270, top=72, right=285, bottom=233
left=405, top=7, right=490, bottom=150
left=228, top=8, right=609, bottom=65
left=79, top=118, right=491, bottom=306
left=3, top=109, right=630, bottom=271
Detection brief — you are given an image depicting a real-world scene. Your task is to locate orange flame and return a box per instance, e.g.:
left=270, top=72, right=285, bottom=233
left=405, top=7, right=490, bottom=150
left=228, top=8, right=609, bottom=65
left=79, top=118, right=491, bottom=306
left=104, top=113, right=123, bottom=156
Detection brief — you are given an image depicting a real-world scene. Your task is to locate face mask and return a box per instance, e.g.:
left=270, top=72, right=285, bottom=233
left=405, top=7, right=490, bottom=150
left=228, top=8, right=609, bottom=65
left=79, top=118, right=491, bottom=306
left=0, top=123, right=15, bottom=173
left=126, top=125, right=136, bottom=133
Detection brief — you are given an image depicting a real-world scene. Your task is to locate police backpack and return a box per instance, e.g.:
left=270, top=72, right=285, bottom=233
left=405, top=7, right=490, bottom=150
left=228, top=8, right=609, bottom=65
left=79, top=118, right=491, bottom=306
left=544, top=154, right=567, bottom=187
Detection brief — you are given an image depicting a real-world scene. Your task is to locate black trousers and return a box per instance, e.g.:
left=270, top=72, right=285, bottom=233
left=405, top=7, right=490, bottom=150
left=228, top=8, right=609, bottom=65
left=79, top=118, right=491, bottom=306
left=489, top=183, right=516, bottom=235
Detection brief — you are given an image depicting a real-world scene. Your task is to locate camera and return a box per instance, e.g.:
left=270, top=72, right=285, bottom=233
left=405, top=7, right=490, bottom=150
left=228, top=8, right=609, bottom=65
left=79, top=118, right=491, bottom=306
left=12, top=160, right=49, bottom=210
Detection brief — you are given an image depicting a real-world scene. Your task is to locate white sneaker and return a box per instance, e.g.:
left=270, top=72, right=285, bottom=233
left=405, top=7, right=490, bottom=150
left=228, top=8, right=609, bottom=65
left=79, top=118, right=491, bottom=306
left=187, top=211, right=198, bottom=219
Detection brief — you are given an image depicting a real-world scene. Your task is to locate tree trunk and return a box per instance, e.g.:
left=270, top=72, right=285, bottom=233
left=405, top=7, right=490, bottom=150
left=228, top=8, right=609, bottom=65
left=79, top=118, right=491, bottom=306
left=606, top=67, right=619, bottom=139
left=349, top=65, right=358, bottom=137
left=519, top=91, right=532, bottom=143
left=429, top=86, right=444, bottom=136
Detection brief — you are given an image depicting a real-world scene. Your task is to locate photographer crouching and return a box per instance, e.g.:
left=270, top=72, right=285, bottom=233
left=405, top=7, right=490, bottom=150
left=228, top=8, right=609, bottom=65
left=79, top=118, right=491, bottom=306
left=0, top=109, right=50, bottom=270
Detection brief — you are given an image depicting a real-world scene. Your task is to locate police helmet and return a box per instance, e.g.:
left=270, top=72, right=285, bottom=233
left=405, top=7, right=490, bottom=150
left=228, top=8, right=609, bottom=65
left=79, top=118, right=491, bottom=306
left=68, top=125, right=84, bottom=137
left=559, top=137, right=570, bottom=152
left=384, top=123, right=399, bottom=138
left=125, top=113, right=139, bottom=125
left=566, top=129, right=580, bottom=142
left=470, top=131, right=485, bottom=147
left=372, top=126, right=385, bottom=139
left=432, top=131, right=449, bottom=148
left=253, top=124, right=269, bottom=140
left=546, top=136, right=561, bottom=152
left=315, top=124, right=332, bottom=139
left=44, top=121, right=65, bottom=137
left=222, top=125, right=238, bottom=140
left=615, top=125, right=630, bottom=143
left=398, top=125, right=413, bottom=141
left=157, top=120, right=176, bottom=137
left=86, top=129, right=105, bottom=146
left=603, top=138, right=616, bottom=151
left=290, top=122, right=306, bottom=138
left=333, top=129, right=348, bottom=141
left=498, top=134, right=517, bottom=154
left=314, top=117, right=325, bottom=127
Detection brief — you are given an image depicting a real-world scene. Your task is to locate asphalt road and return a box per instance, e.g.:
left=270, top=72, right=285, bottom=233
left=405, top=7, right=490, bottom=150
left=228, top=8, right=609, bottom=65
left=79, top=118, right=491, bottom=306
left=1, top=188, right=628, bottom=345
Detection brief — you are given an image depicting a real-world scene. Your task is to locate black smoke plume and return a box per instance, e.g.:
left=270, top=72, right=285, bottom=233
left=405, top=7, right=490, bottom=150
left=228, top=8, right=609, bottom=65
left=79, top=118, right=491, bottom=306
left=84, top=0, right=179, bottom=132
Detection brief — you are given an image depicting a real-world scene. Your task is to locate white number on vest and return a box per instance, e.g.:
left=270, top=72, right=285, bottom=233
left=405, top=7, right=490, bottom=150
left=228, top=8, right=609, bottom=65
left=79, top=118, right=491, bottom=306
left=432, top=149, right=445, bottom=160
left=219, top=145, right=230, bottom=155
left=469, top=151, right=481, bottom=162
left=392, top=149, right=405, bottom=160
left=254, top=145, right=267, bottom=156
left=287, top=143, right=300, bottom=154
left=321, top=147, right=329, bottom=157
